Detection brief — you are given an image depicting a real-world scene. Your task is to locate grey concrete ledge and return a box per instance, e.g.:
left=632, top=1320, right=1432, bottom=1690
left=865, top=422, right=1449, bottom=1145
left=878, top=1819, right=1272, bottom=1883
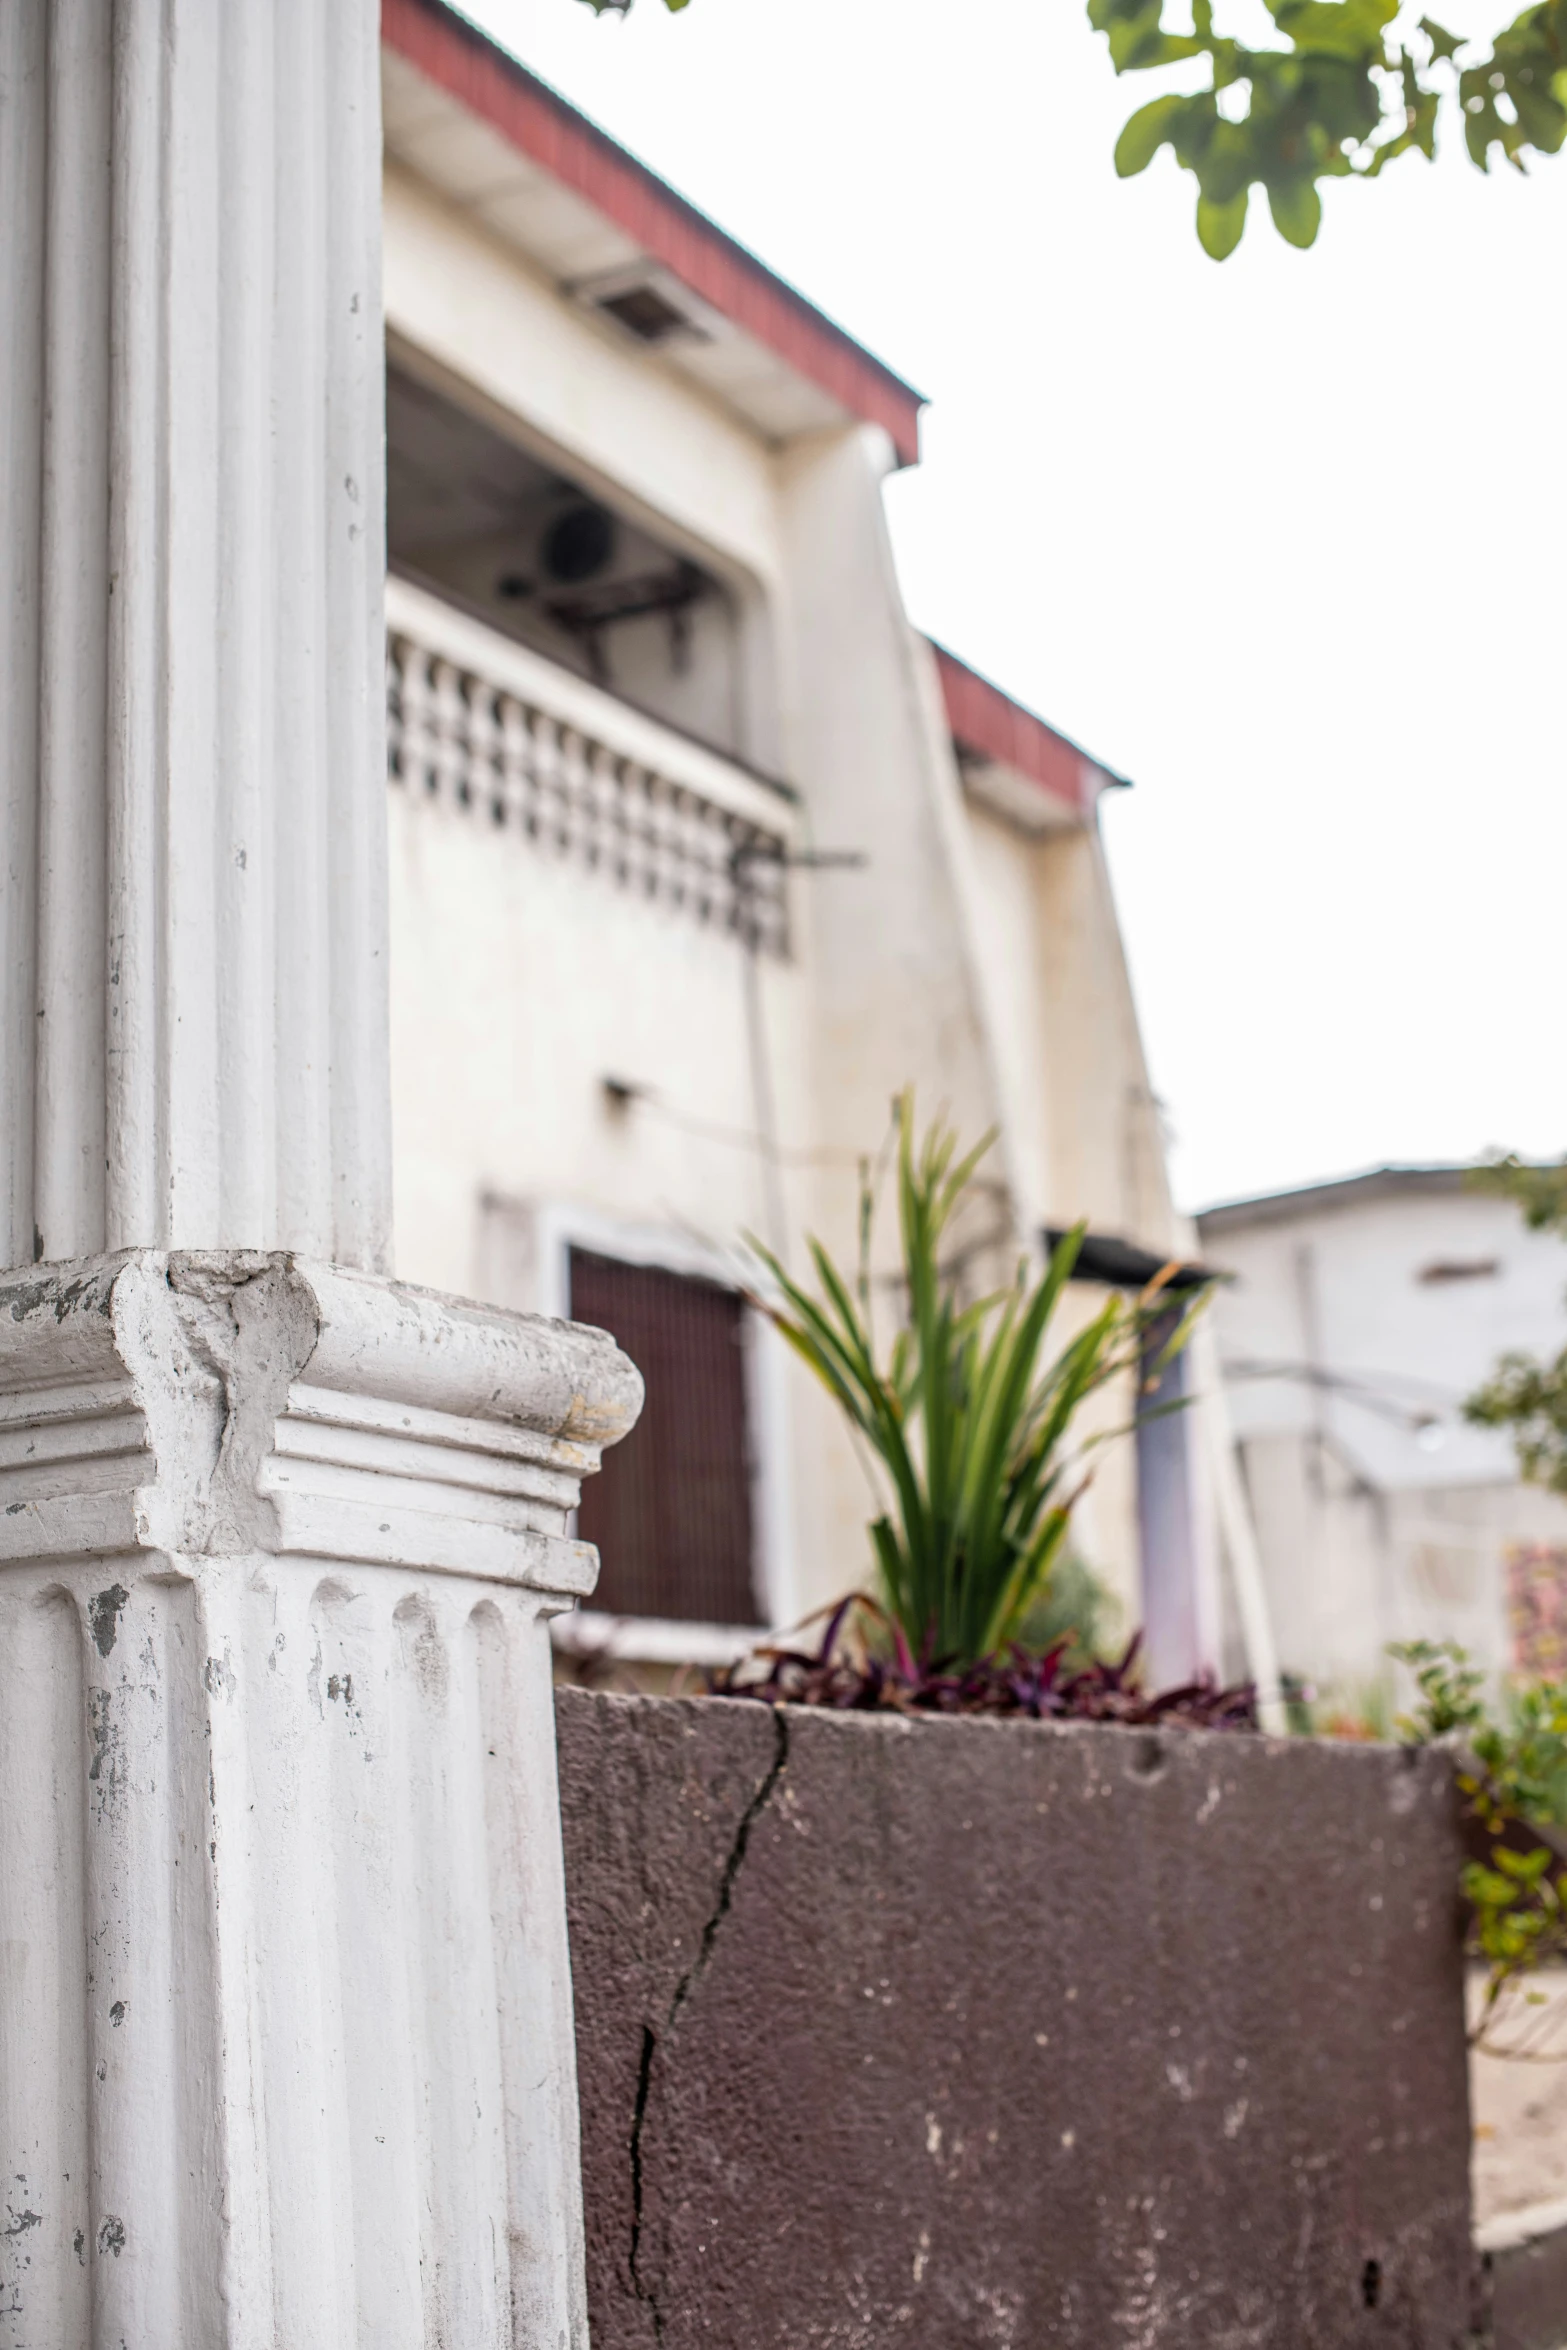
left=558, top=1689, right=1479, bottom=2349
left=1486, top=2212, right=1567, bottom=2350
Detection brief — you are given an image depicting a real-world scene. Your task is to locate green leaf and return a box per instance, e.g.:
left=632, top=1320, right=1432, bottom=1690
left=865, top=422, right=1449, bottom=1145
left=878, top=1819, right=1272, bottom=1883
left=1267, top=175, right=1324, bottom=243
left=1090, top=0, right=1206, bottom=72
left=1115, top=93, right=1188, bottom=175
left=1272, top=0, right=1398, bottom=62
left=1495, top=1844, right=1554, bottom=1883
left=1196, top=185, right=1250, bottom=256
left=1512, top=75, right=1567, bottom=152
left=1419, top=16, right=1465, bottom=61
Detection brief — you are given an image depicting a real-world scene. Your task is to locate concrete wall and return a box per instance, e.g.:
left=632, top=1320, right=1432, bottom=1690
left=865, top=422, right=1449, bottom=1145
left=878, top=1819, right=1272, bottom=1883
left=1489, top=2223, right=1567, bottom=2350
left=557, top=1688, right=1476, bottom=2349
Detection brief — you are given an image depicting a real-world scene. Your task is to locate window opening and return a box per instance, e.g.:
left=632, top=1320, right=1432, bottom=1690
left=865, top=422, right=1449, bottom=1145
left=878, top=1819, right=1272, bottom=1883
left=570, top=1248, right=761, bottom=1626
left=385, top=359, right=742, bottom=756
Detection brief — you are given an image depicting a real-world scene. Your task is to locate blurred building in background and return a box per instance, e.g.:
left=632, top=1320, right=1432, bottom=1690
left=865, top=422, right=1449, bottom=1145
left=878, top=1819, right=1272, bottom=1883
left=1199, top=1167, right=1567, bottom=1710
left=378, top=0, right=1208, bottom=1672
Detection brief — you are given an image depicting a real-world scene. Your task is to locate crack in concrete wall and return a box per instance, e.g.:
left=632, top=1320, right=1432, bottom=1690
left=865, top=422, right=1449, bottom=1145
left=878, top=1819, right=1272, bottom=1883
left=627, top=1704, right=790, bottom=2341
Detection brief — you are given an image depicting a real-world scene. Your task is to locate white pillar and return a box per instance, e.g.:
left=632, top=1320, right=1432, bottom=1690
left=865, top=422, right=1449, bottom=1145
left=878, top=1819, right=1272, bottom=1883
left=0, top=9, right=638, bottom=2343
left=1, top=0, right=388, bottom=1270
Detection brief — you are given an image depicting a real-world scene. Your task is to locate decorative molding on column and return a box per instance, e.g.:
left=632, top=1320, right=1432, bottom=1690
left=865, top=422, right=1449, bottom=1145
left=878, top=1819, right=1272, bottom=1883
left=0, top=1250, right=642, bottom=2347
left=0, top=0, right=391, bottom=1273
left=0, top=1251, right=640, bottom=1582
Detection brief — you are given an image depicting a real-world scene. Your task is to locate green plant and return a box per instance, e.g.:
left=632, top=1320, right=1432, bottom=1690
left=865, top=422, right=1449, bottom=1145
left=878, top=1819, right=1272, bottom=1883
left=1468, top=1355, right=1567, bottom=1490
left=711, top=1592, right=1257, bottom=1727
left=747, top=1093, right=1199, bottom=1671
left=1015, top=1551, right=1123, bottom=1670
left=1463, top=1157, right=1567, bottom=1492
left=1394, top=1639, right=1567, bottom=2045
left=1088, top=0, right=1566, bottom=258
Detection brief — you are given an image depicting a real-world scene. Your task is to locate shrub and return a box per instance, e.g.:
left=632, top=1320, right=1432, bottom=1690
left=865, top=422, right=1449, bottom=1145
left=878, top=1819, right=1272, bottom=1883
left=747, top=1093, right=1202, bottom=1671
left=1394, top=1639, right=1567, bottom=2046
left=711, top=1593, right=1256, bottom=1728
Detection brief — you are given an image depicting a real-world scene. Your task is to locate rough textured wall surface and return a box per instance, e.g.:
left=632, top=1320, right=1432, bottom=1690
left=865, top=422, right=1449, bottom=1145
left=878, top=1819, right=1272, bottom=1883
left=1490, top=2224, right=1567, bottom=2350
left=556, top=1690, right=1477, bottom=2350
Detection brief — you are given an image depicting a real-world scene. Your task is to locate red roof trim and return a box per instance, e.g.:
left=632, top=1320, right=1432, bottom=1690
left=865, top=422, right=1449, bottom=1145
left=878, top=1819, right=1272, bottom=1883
left=381, top=0, right=926, bottom=467
left=931, top=643, right=1128, bottom=816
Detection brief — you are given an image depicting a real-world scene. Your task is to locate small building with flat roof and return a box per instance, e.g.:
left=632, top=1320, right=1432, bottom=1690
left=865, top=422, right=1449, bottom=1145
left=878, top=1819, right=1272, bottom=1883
left=1199, top=1165, right=1567, bottom=1706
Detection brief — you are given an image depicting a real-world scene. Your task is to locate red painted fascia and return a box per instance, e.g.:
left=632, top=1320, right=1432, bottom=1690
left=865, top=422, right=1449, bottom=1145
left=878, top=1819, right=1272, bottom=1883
left=381, top=0, right=926, bottom=467
left=931, top=644, right=1128, bottom=817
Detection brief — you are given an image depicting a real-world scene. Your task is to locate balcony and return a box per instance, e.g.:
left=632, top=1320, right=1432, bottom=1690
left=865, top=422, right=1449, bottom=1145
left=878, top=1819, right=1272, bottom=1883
left=386, top=576, right=794, bottom=956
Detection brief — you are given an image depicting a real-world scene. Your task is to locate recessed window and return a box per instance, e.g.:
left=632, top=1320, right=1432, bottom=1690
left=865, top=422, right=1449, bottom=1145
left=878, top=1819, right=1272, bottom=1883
left=570, top=1248, right=761, bottom=1627
left=1417, top=1259, right=1499, bottom=1284
left=384, top=358, right=745, bottom=757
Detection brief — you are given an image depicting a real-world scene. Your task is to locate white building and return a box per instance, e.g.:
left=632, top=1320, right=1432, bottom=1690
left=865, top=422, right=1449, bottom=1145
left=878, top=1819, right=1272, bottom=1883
left=1198, top=1167, right=1567, bottom=1705
left=378, top=0, right=1204, bottom=1669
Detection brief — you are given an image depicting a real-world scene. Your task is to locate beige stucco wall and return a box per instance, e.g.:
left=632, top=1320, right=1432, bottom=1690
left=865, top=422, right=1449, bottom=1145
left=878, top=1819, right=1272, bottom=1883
left=383, top=165, right=1184, bottom=1642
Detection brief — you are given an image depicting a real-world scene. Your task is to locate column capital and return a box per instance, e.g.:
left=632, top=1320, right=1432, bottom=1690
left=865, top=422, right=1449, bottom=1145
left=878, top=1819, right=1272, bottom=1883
left=0, top=1252, right=641, bottom=1600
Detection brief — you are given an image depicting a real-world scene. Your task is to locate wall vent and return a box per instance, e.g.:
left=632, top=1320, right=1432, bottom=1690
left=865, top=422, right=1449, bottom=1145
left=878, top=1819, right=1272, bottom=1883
left=570, top=263, right=723, bottom=349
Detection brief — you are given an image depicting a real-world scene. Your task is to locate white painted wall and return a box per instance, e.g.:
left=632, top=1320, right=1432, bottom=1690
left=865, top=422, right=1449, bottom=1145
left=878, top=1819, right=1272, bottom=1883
left=958, top=798, right=1189, bottom=1625
left=383, top=159, right=1192, bottom=1644
left=1200, top=1179, right=1567, bottom=1694
left=389, top=787, right=797, bottom=1292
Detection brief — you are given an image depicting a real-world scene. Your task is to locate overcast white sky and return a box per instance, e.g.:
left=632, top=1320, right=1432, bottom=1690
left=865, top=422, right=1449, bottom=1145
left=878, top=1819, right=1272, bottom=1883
left=463, top=0, right=1566, bottom=1213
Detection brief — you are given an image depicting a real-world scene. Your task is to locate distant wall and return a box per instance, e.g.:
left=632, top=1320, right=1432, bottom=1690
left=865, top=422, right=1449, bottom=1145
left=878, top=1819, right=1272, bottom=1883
left=557, top=1690, right=1477, bottom=2349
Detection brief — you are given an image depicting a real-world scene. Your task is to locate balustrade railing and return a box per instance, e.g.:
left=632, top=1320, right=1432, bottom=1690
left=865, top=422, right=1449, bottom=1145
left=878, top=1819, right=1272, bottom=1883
left=386, top=576, right=793, bottom=955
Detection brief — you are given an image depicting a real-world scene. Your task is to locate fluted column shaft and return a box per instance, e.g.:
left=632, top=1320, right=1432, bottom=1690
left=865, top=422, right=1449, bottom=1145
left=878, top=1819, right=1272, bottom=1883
left=0, top=0, right=390, bottom=1273
left=0, top=11, right=641, bottom=2347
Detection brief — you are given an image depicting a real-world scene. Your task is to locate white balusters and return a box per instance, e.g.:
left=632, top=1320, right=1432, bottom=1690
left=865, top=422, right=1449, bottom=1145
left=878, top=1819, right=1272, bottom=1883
left=390, top=637, right=435, bottom=800
left=429, top=661, right=466, bottom=810
left=466, top=678, right=501, bottom=823
left=497, top=696, right=531, bottom=833
left=384, top=608, right=791, bottom=954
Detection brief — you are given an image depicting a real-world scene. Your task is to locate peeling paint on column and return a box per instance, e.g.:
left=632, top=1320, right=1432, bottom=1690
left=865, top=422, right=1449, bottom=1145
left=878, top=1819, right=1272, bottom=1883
left=87, top=1585, right=128, bottom=1656
left=86, top=1690, right=121, bottom=1814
